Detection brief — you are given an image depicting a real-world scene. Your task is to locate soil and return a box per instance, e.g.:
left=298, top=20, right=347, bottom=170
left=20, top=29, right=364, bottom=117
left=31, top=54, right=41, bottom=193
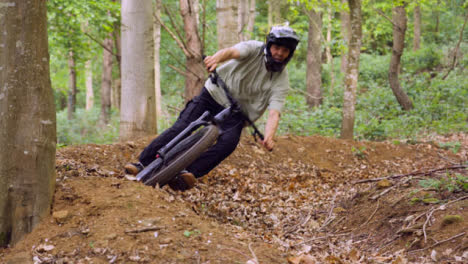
left=1, top=133, right=467, bottom=264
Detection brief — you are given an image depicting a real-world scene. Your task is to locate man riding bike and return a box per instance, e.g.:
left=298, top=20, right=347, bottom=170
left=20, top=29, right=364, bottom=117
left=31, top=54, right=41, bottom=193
left=125, top=26, right=300, bottom=191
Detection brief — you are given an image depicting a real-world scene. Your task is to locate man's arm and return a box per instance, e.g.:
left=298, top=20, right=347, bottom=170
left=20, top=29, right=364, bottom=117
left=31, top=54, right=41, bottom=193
left=204, top=47, right=240, bottom=72
left=262, top=109, right=281, bottom=151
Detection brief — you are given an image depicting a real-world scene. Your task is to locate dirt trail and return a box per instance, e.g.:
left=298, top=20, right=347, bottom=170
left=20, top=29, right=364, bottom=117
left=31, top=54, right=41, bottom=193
left=1, top=133, right=467, bottom=263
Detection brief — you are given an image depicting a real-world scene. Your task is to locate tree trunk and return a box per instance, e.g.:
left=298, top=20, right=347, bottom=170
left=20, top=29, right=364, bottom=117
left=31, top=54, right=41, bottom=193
left=340, top=0, right=362, bottom=139
left=340, top=0, right=351, bottom=73
left=120, top=0, right=156, bottom=141
left=389, top=5, right=413, bottom=110
left=85, top=60, right=94, bottom=110
left=113, top=0, right=122, bottom=111
left=238, top=0, right=248, bottom=41
left=0, top=0, right=56, bottom=246
left=247, top=0, right=256, bottom=39
left=154, top=0, right=162, bottom=125
left=306, top=9, right=322, bottom=108
left=413, top=4, right=421, bottom=51
left=67, top=51, right=77, bottom=120
left=100, top=35, right=113, bottom=125
left=326, top=6, right=335, bottom=96
left=217, top=0, right=239, bottom=49
left=181, top=0, right=205, bottom=101
left=268, top=0, right=282, bottom=28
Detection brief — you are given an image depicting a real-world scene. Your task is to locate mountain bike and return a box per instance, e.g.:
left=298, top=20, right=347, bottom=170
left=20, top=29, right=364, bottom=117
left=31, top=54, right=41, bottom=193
left=136, top=70, right=264, bottom=187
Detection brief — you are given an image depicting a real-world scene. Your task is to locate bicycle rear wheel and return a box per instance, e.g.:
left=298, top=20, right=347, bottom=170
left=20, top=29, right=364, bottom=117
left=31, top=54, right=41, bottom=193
left=143, top=125, right=219, bottom=187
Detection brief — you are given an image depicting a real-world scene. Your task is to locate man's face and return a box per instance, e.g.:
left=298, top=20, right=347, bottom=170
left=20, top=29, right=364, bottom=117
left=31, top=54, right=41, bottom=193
left=270, top=44, right=290, bottom=62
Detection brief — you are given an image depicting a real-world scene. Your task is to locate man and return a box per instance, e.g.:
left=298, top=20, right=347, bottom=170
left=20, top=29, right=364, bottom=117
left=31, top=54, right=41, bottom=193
left=125, top=26, right=299, bottom=191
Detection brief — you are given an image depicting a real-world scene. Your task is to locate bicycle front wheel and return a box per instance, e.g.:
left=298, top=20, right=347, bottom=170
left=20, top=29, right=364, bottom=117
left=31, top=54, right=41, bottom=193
left=143, top=125, right=219, bottom=187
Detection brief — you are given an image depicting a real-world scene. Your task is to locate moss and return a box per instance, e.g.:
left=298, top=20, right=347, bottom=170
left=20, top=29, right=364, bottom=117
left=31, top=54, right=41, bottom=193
left=441, top=215, right=463, bottom=226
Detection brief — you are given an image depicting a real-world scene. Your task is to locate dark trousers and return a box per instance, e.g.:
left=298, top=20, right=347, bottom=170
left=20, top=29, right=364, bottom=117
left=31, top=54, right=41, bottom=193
left=138, top=87, right=244, bottom=178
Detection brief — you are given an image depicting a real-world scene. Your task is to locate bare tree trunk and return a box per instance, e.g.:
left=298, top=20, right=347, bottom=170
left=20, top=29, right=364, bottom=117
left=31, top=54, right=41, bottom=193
left=268, top=0, right=282, bottom=28
left=120, top=0, right=156, bottom=141
left=67, top=51, right=77, bottom=120
left=112, top=0, right=122, bottom=111
left=217, top=0, right=239, bottom=49
left=340, top=0, right=351, bottom=73
left=306, top=9, right=322, bottom=107
left=181, top=0, right=205, bottom=101
left=326, top=6, right=335, bottom=96
left=101, top=35, right=113, bottom=124
left=389, top=5, right=413, bottom=110
left=238, top=0, right=248, bottom=41
left=0, top=0, right=56, bottom=246
left=413, top=4, right=421, bottom=51
left=247, top=0, right=256, bottom=38
left=154, top=0, right=162, bottom=123
left=85, top=60, right=94, bottom=110
left=340, top=0, right=362, bottom=139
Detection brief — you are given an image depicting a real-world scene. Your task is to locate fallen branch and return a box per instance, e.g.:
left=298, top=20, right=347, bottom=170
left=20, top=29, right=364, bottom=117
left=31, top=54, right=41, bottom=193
left=319, top=194, right=337, bottom=231
left=292, top=232, right=350, bottom=247
left=248, top=243, right=259, bottom=264
left=360, top=199, right=380, bottom=227
left=353, top=165, right=467, bottom=184
left=124, top=226, right=163, bottom=234
left=408, top=232, right=466, bottom=253
left=422, top=195, right=468, bottom=243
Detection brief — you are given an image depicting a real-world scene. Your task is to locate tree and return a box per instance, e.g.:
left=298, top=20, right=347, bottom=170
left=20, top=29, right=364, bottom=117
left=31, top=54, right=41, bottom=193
left=180, top=0, right=205, bottom=100
left=413, top=4, right=421, bottom=50
left=388, top=3, right=413, bottom=110
left=154, top=0, right=162, bottom=121
left=100, top=34, right=113, bottom=125
left=340, top=0, right=362, bottom=139
left=217, top=0, right=240, bottom=49
left=0, top=0, right=56, bottom=246
left=306, top=8, right=323, bottom=107
left=238, top=0, right=256, bottom=41
left=340, top=0, right=350, bottom=72
left=67, top=51, right=77, bottom=120
left=268, top=0, right=283, bottom=27
left=85, top=60, right=94, bottom=110
left=120, top=0, right=157, bottom=141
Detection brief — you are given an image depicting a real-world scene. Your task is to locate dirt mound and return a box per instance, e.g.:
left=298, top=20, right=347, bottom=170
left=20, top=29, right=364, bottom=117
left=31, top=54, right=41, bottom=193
left=1, top=133, right=467, bottom=263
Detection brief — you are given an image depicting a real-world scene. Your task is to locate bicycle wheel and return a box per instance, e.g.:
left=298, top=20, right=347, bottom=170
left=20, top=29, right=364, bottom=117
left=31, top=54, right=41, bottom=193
left=143, top=125, right=219, bottom=187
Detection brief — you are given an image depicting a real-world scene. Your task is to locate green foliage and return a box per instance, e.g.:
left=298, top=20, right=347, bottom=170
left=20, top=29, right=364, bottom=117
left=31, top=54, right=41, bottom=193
left=438, top=141, right=462, bottom=154
left=351, top=146, right=367, bottom=159
left=56, top=107, right=119, bottom=146
left=418, top=173, right=468, bottom=193
left=401, top=44, right=443, bottom=73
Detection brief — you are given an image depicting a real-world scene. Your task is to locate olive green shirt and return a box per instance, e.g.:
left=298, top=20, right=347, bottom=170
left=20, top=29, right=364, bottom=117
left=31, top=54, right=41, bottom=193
left=205, top=40, right=290, bottom=122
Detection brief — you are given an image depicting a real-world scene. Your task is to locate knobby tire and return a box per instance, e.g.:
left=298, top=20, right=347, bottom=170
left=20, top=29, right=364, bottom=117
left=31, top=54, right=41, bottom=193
left=143, top=125, right=219, bottom=187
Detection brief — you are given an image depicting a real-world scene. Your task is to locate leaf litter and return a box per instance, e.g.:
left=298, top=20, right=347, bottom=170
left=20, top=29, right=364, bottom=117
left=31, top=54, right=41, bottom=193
left=1, top=133, right=467, bottom=263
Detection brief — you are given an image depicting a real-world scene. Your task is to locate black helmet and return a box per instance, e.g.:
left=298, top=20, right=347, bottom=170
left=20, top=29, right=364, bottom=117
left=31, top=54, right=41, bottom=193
left=264, top=26, right=300, bottom=72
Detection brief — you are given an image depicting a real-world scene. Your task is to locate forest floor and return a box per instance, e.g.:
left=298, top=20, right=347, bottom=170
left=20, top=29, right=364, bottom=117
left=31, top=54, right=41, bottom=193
left=1, top=132, right=467, bottom=264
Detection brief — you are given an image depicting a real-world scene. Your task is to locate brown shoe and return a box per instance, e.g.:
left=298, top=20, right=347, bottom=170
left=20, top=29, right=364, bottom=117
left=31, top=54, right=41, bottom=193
left=168, top=170, right=196, bottom=191
left=124, top=162, right=144, bottom=175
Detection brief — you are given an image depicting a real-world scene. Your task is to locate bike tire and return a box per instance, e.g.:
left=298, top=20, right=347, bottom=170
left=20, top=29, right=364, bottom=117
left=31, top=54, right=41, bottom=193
left=143, top=125, right=219, bottom=187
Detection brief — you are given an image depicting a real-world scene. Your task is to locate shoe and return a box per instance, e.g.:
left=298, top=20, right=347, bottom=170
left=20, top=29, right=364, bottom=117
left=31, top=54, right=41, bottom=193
left=168, top=170, right=196, bottom=191
left=124, top=162, right=144, bottom=175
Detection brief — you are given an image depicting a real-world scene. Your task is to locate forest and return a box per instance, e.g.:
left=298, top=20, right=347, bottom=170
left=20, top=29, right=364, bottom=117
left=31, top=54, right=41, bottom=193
left=0, top=0, right=467, bottom=263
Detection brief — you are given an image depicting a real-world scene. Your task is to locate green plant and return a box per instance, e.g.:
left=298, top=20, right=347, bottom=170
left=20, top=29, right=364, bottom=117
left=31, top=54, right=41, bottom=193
left=183, top=229, right=201, bottom=238
left=351, top=146, right=367, bottom=159
left=438, top=142, right=461, bottom=154
left=418, top=173, right=468, bottom=193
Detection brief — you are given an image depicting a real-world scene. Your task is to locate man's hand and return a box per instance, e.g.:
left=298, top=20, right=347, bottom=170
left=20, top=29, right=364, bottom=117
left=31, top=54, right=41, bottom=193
left=261, top=109, right=281, bottom=151
left=204, top=55, right=219, bottom=72
left=203, top=47, right=240, bottom=72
